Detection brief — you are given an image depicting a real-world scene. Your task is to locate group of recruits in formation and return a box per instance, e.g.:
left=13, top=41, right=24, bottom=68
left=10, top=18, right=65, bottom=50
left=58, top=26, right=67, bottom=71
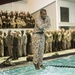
left=0, top=30, right=33, bottom=59
left=45, top=28, right=75, bottom=53
left=0, top=11, right=35, bottom=28
left=0, top=28, right=75, bottom=57
left=0, top=8, right=75, bottom=70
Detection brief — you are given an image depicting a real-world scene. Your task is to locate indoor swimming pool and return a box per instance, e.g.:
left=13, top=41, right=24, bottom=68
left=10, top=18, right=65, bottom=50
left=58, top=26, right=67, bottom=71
left=0, top=55, right=75, bottom=75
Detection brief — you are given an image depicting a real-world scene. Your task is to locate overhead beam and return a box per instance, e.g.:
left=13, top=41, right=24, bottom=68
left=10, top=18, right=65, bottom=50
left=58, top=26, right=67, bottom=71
left=0, top=0, right=21, bottom=5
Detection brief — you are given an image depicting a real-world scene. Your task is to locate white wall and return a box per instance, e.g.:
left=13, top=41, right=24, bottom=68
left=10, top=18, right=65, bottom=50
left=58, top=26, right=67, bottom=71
left=32, top=2, right=56, bottom=30
left=0, top=1, right=29, bottom=13
left=58, top=0, right=75, bottom=27
left=0, top=0, right=55, bottom=13
left=28, top=0, right=56, bottom=13
left=12, top=1, right=29, bottom=13
left=0, top=3, right=12, bottom=12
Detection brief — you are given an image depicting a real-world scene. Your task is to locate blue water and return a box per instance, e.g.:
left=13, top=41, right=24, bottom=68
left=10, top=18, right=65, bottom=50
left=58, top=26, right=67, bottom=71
left=0, top=55, right=75, bottom=75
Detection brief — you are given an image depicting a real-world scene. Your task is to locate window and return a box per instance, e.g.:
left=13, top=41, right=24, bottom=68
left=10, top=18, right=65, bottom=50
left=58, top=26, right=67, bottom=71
left=60, top=7, right=69, bottom=22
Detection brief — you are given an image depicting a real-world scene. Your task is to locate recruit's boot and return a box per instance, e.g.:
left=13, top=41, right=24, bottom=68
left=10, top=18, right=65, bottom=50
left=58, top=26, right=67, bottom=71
left=40, top=64, right=45, bottom=69
left=33, top=63, right=40, bottom=70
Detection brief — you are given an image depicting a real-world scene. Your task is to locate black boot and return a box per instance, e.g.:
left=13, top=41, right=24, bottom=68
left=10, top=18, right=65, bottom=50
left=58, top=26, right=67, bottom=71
left=40, top=64, right=45, bottom=69
left=33, top=63, right=40, bottom=70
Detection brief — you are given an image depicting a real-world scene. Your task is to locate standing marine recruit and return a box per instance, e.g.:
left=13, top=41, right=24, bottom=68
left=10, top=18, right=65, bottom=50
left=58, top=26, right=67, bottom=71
left=32, top=9, right=51, bottom=70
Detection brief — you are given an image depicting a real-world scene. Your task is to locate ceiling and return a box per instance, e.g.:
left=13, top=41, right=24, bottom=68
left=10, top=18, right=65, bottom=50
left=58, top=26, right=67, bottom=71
left=1, top=0, right=74, bottom=5
left=0, top=0, right=21, bottom=5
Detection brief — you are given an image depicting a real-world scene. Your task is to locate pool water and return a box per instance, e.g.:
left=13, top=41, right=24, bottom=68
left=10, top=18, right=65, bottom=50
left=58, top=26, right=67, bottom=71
left=0, top=55, right=75, bottom=75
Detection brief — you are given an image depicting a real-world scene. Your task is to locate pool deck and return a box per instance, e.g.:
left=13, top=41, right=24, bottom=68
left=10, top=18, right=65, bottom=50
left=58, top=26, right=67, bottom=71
left=0, top=49, right=75, bottom=70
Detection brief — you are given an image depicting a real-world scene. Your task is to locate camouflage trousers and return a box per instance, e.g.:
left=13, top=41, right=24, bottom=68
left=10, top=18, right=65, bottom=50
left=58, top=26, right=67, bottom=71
left=66, top=41, right=71, bottom=49
left=8, top=45, right=13, bottom=57
left=0, top=44, right=4, bottom=57
left=32, top=33, right=45, bottom=66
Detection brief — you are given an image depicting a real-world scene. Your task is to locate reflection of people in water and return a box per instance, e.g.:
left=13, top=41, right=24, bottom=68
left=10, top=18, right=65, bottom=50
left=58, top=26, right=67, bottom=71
left=32, top=9, right=51, bottom=70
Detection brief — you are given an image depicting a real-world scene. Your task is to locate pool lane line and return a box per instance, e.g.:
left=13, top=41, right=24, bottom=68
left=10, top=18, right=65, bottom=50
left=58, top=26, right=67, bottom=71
left=45, top=65, right=75, bottom=68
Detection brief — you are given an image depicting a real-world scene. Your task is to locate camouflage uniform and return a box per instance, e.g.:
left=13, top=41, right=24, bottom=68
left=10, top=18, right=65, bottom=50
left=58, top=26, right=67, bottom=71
left=17, top=35, right=22, bottom=57
left=6, top=31, right=13, bottom=57
left=32, top=16, right=51, bottom=66
left=62, top=32, right=67, bottom=50
left=21, top=34, right=27, bottom=56
left=0, top=17, right=2, bottom=28
left=66, top=31, right=71, bottom=49
left=45, top=31, right=53, bottom=52
left=57, top=31, right=62, bottom=51
left=0, top=34, right=4, bottom=57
